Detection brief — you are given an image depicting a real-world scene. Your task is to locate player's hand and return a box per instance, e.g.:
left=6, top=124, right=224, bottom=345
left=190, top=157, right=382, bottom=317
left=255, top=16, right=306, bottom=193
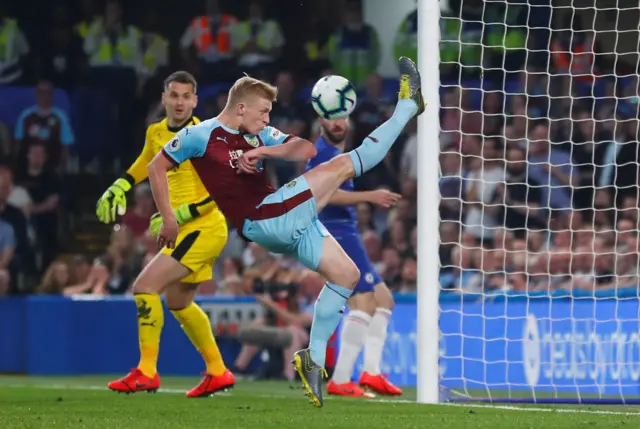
left=237, top=149, right=263, bottom=174
left=148, top=203, right=194, bottom=236
left=157, top=216, right=179, bottom=249
left=96, top=178, right=132, bottom=223
left=368, top=189, right=402, bottom=208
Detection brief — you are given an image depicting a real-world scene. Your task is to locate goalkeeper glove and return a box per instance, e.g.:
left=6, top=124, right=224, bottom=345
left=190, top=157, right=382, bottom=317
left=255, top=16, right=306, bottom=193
left=96, top=178, right=132, bottom=224
left=148, top=203, right=195, bottom=236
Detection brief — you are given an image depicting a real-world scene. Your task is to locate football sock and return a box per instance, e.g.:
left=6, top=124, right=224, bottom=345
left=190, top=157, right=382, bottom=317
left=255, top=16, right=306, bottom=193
left=363, top=308, right=392, bottom=375
left=348, top=99, right=417, bottom=177
left=309, top=283, right=353, bottom=368
left=135, top=293, right=164, bottom=377
left=332, top=310, right=371, bottom=384
left=172, top=302, right=227, bottom=376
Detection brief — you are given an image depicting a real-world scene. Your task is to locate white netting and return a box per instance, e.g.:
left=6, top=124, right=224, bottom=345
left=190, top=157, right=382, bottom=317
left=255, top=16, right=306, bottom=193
left=437, top=0, right=640, bottom=403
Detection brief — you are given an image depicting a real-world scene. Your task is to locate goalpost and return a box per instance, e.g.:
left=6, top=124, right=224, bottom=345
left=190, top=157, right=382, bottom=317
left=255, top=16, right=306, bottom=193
left=418, top=0, right=640, bottom=405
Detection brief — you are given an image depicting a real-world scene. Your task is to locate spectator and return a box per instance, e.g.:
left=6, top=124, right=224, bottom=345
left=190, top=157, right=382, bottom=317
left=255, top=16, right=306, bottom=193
left=0, top=166, right=32, bottom=212
left=497, top=145, right=545, bottom=236
left=380, top=247, right=402, bottom=290
left=231, top=0, right=285, bottom=80
left=0, top=170, right=33, bottom=289
left=18, top=144, right=61, bottom=273
left=121, top=183, right=155, bottom=239
left=327, top=1, right=380, bottom=89
left=101, top=225, right=143, bottom=295
left=526, top=120, right=576, bottom=213
left=63, top=255, right=113, bottom=296
left=36, top=260, right=70, bottom=294
left=0, top=8, right=30, bottom=84
left=33, top=3, right=84, bottom=90
left=180, top=0, right=237, bottom=82
left=13, top=81, right=75, bottom=171
left=0, top=218, right=16, bottom=286
left=397, top=258, right=417, bottom=293
left=463, top=137, right=505, bottom=245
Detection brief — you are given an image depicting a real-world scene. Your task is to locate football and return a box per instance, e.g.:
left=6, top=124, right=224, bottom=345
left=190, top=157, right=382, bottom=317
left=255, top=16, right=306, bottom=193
left=310, top=75, right=357, bottom=120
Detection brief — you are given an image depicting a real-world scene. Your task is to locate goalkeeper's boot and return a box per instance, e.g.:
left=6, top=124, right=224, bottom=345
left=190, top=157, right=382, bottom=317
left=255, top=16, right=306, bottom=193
left=327, top=380, right=375, bottom=398
left=398, top=56, right=425, bottom=117
left=292, top=349, right=327, bottom=408
left=359, top=372, right=403, bottom=396
left=107, top=368, right=160, bottom=394
left=186, top=370, right=235, bottom=398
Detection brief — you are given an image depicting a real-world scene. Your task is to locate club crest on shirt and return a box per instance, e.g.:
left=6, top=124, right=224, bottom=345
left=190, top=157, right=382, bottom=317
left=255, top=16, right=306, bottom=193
left=244, top=135, right=260, bottom=148
left=167, top=136, right=181, bottom=152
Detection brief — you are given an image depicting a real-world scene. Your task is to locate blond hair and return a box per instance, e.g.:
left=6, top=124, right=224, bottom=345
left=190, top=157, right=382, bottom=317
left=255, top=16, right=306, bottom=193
left=227, top=76, right=278, bottom=106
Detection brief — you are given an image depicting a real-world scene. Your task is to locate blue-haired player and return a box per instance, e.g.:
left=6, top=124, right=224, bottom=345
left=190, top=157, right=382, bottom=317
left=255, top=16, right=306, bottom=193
left=147, top=57, right=424, bottom=407
left=308, top=117, right=404, bottom=398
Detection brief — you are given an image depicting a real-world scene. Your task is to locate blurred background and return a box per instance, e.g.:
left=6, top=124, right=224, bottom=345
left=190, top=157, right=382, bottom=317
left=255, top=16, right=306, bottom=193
left=2, top=0, right=640, bottom=384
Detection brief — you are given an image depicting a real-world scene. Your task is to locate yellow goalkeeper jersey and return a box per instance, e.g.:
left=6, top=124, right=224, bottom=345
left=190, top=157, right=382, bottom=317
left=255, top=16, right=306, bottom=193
left=125, top=117, right=223, bottom=230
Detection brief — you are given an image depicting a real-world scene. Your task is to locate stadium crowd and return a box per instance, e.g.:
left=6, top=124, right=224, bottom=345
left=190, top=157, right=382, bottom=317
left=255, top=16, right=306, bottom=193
left=0, top=0, right=418, bottom=302
left=0, top=0, right=638, bottom=308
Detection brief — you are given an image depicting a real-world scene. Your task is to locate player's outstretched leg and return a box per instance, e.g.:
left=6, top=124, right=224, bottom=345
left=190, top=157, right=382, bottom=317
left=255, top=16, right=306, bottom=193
left=107, top=254, right=190, bottom=394
left=359, top=283, right=402, bottom=396
left=166, top=284, right=235, bottom=398
left=303, top=57, right=424, bottom=214
left=293, top=236, right=360, bottom=408
left=347, top=57, right=424, bottom=177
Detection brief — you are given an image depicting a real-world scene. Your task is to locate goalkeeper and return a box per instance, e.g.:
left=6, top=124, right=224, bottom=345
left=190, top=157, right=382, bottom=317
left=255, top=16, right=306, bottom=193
left=96, top=71, right=234, bottom=398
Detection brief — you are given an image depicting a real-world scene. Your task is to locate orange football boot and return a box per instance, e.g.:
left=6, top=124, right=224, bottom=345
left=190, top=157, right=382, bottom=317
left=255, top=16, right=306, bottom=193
left=327, top=380, right=375, bottom=398
left=186, top=370, right=236, bottom=398
left=359, top=372, right=403, bottom=396
left=107, top=368, right=160, bottom=394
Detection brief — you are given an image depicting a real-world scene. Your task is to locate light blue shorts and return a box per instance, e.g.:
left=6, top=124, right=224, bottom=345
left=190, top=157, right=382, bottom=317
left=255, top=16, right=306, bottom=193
left=242, top=176, right=329, bottom=270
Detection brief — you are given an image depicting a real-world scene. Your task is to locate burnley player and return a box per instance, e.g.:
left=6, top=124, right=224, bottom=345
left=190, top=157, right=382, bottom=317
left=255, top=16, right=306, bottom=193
left=147, top=57, right=424, bottom=407
left=307, top=117, right=403, bottom=398
left=96, top=71, right=234, bottom=397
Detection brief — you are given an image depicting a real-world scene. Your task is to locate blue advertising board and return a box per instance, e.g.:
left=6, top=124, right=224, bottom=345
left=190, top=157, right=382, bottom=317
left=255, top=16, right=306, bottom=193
left=1, top=292, right=640, bottom=397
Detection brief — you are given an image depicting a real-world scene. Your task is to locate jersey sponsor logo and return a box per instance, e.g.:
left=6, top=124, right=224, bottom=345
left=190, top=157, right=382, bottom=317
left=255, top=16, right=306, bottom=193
left=228, top=149, right=244, bottom=168
left=244, top=135, right=260, bottom=147
left=217, top=136, right=228, bottom=144
left=167, top=136, right=181, bottom=152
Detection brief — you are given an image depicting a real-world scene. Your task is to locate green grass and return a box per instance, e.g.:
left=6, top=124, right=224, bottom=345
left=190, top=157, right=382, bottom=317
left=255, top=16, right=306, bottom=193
left=0, top=376, right=639, bottom=428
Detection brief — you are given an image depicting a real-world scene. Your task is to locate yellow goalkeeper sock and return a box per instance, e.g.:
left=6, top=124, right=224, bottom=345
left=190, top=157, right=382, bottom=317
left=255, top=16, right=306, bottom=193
left=172, top=302, right=227, bottom=376
left=135, top=294, right=164, bottom=377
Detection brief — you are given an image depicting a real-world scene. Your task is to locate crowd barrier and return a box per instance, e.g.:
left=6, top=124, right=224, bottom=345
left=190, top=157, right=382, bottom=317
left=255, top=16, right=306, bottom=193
left=1, top=290, right=639, bottom=394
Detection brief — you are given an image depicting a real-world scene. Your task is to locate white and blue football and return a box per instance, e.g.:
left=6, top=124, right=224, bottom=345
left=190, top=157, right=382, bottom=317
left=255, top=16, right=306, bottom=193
left=310, top=75, right=357, bottom=120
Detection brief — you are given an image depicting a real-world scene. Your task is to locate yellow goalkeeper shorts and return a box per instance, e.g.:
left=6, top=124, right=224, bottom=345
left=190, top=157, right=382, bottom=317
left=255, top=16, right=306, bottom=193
left=160, top=214, right=228, bottom=284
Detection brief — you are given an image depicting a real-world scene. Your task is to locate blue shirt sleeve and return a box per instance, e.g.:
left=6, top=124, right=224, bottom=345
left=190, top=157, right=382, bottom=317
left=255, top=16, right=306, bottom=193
left=259, top=126, right=290, bottom=147
left=162, top=122, right=210, bottom=164
left=13, top=108, right=33, bottom=140
left=54, top=108, right=75, bottom=146
left=0, top=222, right=15, bottom=252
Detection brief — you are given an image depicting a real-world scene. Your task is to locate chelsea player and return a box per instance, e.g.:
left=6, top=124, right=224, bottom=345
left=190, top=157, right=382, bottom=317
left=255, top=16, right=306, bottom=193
left=307, top=117, right=403, bottom=397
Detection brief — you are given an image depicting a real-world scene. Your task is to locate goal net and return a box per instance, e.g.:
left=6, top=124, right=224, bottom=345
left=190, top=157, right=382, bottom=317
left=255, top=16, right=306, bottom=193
left=437, top=0, right=640, bottom=404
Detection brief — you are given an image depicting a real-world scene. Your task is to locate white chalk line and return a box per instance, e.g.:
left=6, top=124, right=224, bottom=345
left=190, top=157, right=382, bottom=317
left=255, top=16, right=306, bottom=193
left=2, top=382, right=640, bottom=417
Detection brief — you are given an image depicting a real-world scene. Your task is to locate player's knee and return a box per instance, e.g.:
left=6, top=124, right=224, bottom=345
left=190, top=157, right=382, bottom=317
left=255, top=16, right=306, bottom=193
left=341, top=261, right=360, bottom=289
left=327, top=154, right=355, bottom=179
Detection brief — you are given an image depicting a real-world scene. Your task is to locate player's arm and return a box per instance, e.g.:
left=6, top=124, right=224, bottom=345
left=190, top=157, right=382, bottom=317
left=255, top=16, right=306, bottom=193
left=238, top=126, right=317, bottom=173
left=329, top=189, right=402, bottom=209
left=95, top=135, right=155, bottom=224
left=148, top=127, right=207, bottom=247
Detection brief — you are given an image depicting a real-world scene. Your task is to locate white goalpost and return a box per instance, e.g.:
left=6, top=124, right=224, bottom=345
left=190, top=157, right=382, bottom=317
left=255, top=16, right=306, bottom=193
left=418, top=0, right=640, bottom=405
left=417, top=0, right=443, bottom=405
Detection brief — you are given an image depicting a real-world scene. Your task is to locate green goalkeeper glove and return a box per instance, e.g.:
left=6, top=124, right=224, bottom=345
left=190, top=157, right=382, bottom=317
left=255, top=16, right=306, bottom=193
left=96, top=178, right=132, bottom=224
left=148, top=203, right=195, bottom=236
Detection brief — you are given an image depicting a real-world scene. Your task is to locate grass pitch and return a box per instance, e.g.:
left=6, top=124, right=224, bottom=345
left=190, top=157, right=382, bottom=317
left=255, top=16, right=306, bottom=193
left=0, top=376, right=639, bottom=428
